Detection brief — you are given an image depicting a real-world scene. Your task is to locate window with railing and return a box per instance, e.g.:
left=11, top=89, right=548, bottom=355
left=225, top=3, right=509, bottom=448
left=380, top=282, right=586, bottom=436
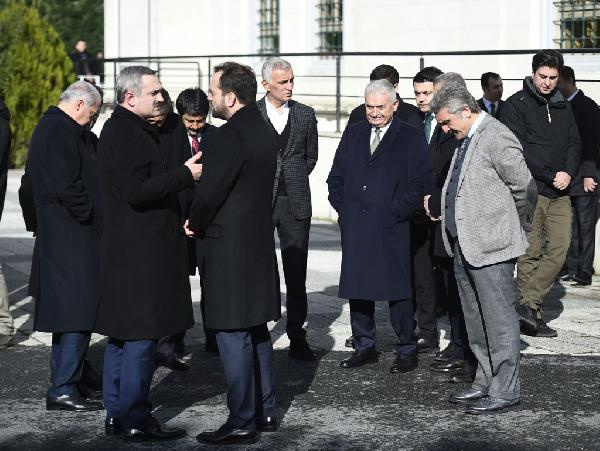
left=316, top=0, right=343, bottom=55
left=555, top=0, right=600, bottom=48
left=258, top=0, right=279, bottom=54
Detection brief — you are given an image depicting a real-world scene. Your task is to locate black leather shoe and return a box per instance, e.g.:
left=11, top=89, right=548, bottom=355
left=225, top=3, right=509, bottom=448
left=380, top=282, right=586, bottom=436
left=105, top=417, right=123, bottom=436
left=46, top=393, right=104, bottom=411
left=390, top=353, right=418, bottom=373
left=256, top=416, right=278, bottom=432
left=124, top=416, right=186, bottom=441
left=448, top=364, right=476, bottom=383
left=557, top=271, right=575, bottom=282
left=157, top=354, right=190, bottom=371
left=340, top=348, right=379, bottom=368
left=516, top=304, right=538, bottom=336
left=571, top=273, right=592, bottom=286
left=430, top=358, right=465, bottom=373
left=196, top=423, right=258, bottom=445
left=465, top=396, right=521, bottom=415
left=448, top=388, right=487, bottom=405
left=536, top=319, right=558, bottom=338
left=417, top=337, right=439, bottom=354
left=345, top=336, right=355, bottom=349
left=289, top=340, right=316, bottom=361
left=77, top=385, right=103, bottom=401
left=435, top=344, right=454, bottom=362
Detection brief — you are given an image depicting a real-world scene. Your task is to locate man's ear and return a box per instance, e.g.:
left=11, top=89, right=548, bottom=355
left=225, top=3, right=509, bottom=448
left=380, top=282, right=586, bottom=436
left=261, top=79, right=270, bottom=92
left=462, top=107, right=472, bottom=118
left=224, top=91, right=236, bottom=108
left=124, top=91, right=136, bottom=107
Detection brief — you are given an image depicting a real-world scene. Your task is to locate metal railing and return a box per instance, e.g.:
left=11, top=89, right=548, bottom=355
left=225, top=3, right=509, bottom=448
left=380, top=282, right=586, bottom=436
left=84, top=48, right=600, bottom=132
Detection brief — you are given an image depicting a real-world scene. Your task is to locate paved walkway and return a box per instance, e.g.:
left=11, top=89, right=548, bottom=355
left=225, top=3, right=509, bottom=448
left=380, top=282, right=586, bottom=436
left=1, top=170, right=600, bottom=450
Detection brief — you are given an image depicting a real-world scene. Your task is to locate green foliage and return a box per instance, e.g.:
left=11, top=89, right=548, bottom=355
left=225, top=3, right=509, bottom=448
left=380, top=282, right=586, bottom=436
left=0, top=1, right=75, bottom=167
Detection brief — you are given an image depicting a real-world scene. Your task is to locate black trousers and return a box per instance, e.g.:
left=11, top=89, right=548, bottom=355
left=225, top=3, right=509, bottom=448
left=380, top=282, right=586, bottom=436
left=215, top=324, right=276, bottom=431
left=273, top=195, right=311, bottom=342
left=349, top=299, right=417, bottom=355
left=565, top=195, right=598, bottom=278
left=410, top=221, right=438, bottom=341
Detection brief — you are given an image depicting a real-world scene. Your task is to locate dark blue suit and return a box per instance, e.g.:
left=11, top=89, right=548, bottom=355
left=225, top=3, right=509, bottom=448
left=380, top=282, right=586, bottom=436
left=327, top=117, right=430, bottom=354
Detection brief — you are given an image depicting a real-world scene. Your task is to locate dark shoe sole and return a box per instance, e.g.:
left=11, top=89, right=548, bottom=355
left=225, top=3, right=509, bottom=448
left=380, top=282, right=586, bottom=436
left=465, top=403, right=521, bottom=415
left=448, top=376, right=475, bottom=384
left=449, top=395, right=487, bottom=405
left=535, top=329, right=558, bottom=338
left=390, top=364, right=418, bottom=374
left=196, top=435, right=259, bottom=445
left=340, top=357, right=378, bottom=369
left=124, top=432, right=187, bottom=442
left=430, top=366, right=463, bottom=373
left=46, top=404, right=104, bottom=412
left=258, top=425, right=278, bottom=432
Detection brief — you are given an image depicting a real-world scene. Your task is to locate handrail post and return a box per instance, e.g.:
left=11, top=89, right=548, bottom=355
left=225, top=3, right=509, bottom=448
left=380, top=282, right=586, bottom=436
left=420, top=55, right=424, bottom=70
left=207, top=58, right=212, bottom=90
left=335, top=54, right=341, bottom=133
left=113, top=60, right=118, bottom=106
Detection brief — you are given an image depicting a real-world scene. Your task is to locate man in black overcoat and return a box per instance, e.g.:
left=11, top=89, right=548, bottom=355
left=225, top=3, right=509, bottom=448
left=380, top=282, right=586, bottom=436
left=327, top=80, right=430, bottom=373
left=0, top=97, right=13, bottom=349
left=558, top=65, right=600, bottom=286
left=28, top=81, right=104, bottom=412
left=187, top=62, right=280, bottom=446
left=95, top=66, right=203, bottom=441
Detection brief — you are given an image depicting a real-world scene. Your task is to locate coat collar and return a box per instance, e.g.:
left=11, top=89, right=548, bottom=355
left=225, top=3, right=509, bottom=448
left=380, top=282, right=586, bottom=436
left=112, top=104, right=159, bottom=137
left=361, top=117, right=402, bottom=162
left=46, top=106, right=86, bottom=137
left=523, top=76, right=567, bottom=108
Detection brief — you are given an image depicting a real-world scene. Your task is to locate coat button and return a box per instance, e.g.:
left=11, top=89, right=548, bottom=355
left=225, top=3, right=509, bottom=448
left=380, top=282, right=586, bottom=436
left=433, top=171, right=438, bottom=176
left=361, top=208, right=366, bottom=213
left=362, top=185, right=367, bottom=191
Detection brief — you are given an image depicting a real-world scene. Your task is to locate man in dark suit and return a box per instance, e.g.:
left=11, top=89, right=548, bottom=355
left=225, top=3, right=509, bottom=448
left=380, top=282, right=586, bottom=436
left=28, top=81, right=104, bottom=412
left=0, top=97, right=13, bottom=349
left=188, top=62, right=280, bottom=446
left=257, top=57, right=318, bottom=361
left=327, top=80, right=430, bottom=373
left=347, top=64, right=421, bottom=128
left=411, top=66, right=444, bottom=353
left=477, top=72, right=504, bottom=119
left=95, top=66, right=202, bottom=441
left=175, top=87, right=218, bottom=353
left=558, top=65, right=600, bottom=286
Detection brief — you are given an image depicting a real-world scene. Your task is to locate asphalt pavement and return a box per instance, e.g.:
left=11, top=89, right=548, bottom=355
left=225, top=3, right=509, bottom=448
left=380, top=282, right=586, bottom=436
left=1, top=170, right=599, bottom=451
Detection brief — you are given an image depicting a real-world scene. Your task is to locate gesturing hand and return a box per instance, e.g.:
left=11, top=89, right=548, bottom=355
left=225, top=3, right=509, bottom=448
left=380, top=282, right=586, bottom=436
left=185, top=152, right=203, bottom=180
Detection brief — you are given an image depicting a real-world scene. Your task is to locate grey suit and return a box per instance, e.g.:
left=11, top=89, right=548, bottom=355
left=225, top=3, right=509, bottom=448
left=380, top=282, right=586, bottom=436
left=441, top=114, right=537, bottom=400
left=257, top=97, right=318, bottom=343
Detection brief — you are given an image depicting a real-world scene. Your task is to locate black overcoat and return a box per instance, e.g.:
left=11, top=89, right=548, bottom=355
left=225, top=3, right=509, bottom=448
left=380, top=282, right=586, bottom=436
left=327, top=118, right=430, bottom=300
left=28, top=107, right=102, bottom=332
left=94, top=105, right=194, bottom=340
left=188, top=104, right=281, bottom=330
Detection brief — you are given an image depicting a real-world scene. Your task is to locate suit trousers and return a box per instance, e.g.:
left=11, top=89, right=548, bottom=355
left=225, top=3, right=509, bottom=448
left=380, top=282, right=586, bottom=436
left=410, top=221, right=439, bottom=341
left=436, top=257, right=475, bottom=363
left=48, top=331, right=91, bottom=397
left=453, top=241, right=520, bottom=400
left=518, top=195, right=572, bottom=309
left=0, top=263, right=13, bottom=337
left=565, top=195, right=598, bottom=278
left=273, top=195, right=311, bottom=342
left=349, top=299, right=417, bottom=355
left=215, top=324, right=276, bottom=431
left=103, top=338, right=157, bottom=429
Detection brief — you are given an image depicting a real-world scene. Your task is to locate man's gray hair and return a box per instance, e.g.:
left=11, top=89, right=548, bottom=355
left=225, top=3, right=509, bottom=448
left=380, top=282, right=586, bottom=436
left=261, top=57, right=292, bottom=82
left=364, top=79, right=396, bottom=103
left=433, top=72, right=467, bottom=89
left=430, top=84, right=481, bottom=115
left=116, top=66, right=157, bottom=103
left=59, top=81, right=102, bottom=106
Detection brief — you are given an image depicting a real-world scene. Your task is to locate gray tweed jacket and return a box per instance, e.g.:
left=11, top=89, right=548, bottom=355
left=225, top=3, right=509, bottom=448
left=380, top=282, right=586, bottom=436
left=257, top=97, right=318, bottom=220
left=441, top=114, right=538, bottom=267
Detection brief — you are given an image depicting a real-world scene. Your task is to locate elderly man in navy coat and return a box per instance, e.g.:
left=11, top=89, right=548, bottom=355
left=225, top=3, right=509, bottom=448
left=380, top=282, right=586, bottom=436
left=328, top=80, right=430, bottom=373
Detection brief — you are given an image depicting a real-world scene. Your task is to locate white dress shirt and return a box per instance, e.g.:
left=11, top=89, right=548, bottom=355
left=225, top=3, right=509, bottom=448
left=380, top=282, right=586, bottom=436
left=265, top=97, right=290, bottom=134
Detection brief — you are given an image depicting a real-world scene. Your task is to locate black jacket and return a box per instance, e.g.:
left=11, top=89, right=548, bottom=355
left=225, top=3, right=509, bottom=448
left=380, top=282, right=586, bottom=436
left=0, top=98, right=11, bottom=222
left=568, top=90, right=600, bottom=197
left=501, top=77, right=581, bottom=199
left=347, top=94, right=422, bottom=129
left=95, top=105, right=195, bottom=340
left=28, top=107, right=102, bottom=332
left=188, top=104, right=280, bottom=329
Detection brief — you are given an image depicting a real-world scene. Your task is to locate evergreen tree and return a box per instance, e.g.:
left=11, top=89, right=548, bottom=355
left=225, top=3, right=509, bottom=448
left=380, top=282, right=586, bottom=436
left=0, top=1, right=75, bottom=167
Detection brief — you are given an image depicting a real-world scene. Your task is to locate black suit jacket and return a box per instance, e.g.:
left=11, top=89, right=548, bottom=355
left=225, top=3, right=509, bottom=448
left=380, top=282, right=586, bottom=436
left=477, top=98, right=504, bottom=119
left=347, top=94, right=422, bottom=129
left=257, top=97, right=318, bottom=220
left=568, top=90, right=600, bottom=197
left=188, top=104, right=281, bottom=329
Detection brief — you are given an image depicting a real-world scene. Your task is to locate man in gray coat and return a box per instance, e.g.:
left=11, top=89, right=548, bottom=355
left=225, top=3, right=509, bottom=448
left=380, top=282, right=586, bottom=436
left=432, top=84, right=537, bottom=414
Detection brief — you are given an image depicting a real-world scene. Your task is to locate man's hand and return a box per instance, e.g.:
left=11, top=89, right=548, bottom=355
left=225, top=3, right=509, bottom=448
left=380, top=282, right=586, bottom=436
left=183, top=219, right=195, bottom=237
left=424, top=194, right=442, bottom=222
left=185, top=152, right=203, bottom=180
left=553, top=171, right=571, bottom=191
left=584, top=177, right=598, bottom=193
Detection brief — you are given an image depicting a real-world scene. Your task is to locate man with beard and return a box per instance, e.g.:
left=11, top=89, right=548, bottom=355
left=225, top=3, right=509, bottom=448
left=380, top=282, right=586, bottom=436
left=187, top=62, right=280, bottom=446
left=95, top=66, right=202, bottom=441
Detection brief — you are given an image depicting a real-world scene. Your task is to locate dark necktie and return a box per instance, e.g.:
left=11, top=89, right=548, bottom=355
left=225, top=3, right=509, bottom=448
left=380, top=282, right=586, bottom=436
left=490, top=102, right=496, bottom=117
left=191, top=136, right=200, bottom=155
left=458, top=136, right=472, bottom=159
left=423, top=113, right=434, bottom=142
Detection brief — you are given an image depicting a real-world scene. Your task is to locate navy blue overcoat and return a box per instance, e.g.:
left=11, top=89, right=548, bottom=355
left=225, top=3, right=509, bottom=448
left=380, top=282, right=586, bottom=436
left=327, top=117, right=430, bottom=300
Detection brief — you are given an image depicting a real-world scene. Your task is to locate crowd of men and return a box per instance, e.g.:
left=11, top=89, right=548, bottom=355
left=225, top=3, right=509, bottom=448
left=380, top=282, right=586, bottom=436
left=12, top=48, right=599, bottom=445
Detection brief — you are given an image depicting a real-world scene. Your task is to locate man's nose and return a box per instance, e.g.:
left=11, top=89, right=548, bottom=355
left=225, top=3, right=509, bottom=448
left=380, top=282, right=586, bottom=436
left=156, top=93, right=164, bottom=102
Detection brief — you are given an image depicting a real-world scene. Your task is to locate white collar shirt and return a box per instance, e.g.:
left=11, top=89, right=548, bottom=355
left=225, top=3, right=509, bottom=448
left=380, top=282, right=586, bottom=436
left=265, top=98, right=290, bottom=134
